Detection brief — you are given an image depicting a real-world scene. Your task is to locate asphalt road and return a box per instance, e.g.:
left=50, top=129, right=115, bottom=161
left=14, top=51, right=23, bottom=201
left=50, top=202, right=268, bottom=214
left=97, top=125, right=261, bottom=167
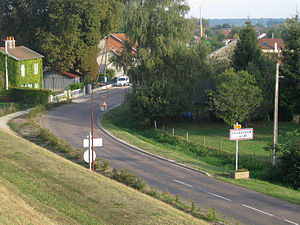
left=41, top=87, right=300, bottom=225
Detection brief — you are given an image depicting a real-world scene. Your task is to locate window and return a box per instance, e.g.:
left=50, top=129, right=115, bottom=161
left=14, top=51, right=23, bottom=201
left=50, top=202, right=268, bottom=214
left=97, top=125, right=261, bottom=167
left=34, top=63, right=39, bottom=74
left=21, top=64, right=25, bottom=77
left=35, top=83, right=39, bottom=89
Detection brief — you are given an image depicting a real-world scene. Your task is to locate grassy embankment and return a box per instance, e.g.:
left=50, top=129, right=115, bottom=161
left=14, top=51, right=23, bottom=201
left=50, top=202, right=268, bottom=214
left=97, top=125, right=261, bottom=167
left=102, top=105, right=300, bottom=204
left=0, top=129, right=206, bottom=225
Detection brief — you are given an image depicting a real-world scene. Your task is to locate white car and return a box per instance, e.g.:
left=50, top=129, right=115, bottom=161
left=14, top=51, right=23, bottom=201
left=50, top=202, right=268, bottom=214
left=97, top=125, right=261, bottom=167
left=116, top=76, right=130, bottom=86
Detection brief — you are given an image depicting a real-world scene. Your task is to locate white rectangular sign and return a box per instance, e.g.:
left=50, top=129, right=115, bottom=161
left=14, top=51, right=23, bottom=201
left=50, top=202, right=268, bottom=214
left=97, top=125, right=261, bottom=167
left=230, top=128, right=253, bottom=141
left=83, top=138, right=103, bottom=147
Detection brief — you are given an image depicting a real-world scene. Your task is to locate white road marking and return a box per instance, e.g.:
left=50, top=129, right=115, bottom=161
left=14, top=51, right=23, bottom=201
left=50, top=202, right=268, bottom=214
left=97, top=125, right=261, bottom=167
left=242, top=204, right=274, bottom=217
left=173, top=179, right=194, bottom=188
left=284, top=219, right=299, bottom=225
left=203, top=191, right=232, bottom=202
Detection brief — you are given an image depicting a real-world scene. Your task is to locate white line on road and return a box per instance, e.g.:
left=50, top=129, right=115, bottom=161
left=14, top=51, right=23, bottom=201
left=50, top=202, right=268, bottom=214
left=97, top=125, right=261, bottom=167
left=284, top=219, right=299, bottom=225
left=203, top=191, right=232, bottom=202
left=242, top=204, right=274, bottom=217
left=173, top=179, right=194, bottom=188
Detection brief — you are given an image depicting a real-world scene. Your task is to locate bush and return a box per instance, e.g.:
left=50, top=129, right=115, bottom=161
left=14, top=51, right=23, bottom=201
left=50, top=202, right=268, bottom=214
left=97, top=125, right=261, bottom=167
left=11, top=88, right=53, bottom=105
left=128, top=79, right=190, bottom=126
left=276, top=130, right=300, bottom=189
left=67, top=82, right=84, bottom=91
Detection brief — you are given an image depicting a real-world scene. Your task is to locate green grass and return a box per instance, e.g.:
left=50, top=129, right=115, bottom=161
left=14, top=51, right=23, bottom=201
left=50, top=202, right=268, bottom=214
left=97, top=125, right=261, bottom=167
left=101, top=105, right=300, bottom=204
left=0, top=129, right=206, bottom=225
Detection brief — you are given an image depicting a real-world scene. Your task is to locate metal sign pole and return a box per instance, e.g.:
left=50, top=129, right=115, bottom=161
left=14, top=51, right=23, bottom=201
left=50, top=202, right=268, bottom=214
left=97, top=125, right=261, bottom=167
left=236, top=139, right=238, bottom=170
left=235, top=123, right=239, bottom=170
left=89, top=132, right=92, bottom=171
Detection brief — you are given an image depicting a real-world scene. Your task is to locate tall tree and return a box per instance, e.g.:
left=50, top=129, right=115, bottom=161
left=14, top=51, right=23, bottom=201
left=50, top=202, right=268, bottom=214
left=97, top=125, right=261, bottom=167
left=233, top=21, right=262, bottom=70
left=0, top=0, right=121, bottom=79
left=120, top=0, right=194, bottom=85
left=209, top=69, right=263, bottom=126
left=281, top=15, right=300, bottom=120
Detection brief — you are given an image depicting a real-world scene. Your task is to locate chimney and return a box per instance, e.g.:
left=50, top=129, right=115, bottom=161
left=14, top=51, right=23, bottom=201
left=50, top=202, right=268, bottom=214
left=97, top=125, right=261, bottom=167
left=4, top=37, right=9, bottom=53
left=12, top=36, right=15, bottom=49
left=274, top=42, right=278, bottom=53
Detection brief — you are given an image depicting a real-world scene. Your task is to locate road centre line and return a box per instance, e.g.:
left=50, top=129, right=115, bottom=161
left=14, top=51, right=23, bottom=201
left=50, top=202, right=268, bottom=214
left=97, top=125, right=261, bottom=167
left=203, top=191, right=232, bottom=202
left=242, top=204, right=274, bottom=217
left=284, top=219, right=299, bottom=225
left=173, top=179, right=194, bottom=188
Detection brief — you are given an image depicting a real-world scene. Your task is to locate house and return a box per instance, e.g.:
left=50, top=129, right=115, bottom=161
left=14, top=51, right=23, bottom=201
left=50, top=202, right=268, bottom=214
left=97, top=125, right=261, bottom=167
left=257, top=38, right=285, bottom=55
left=209, top=39, right=238, bottom=62
left=43, top=71, right=80, bottom=91
left=97, top=33, right=137, bottom=77
left=0, top=36, right=43, bottom=91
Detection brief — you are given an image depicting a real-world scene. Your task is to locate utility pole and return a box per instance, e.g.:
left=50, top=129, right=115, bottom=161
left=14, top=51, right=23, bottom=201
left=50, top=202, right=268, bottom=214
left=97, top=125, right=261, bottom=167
left=272, top=62, right=280, bottom=166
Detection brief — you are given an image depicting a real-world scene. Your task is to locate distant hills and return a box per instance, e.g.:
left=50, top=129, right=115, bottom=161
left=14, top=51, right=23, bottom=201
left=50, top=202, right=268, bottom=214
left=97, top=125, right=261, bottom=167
left=208, top=18, right=287, bottom=27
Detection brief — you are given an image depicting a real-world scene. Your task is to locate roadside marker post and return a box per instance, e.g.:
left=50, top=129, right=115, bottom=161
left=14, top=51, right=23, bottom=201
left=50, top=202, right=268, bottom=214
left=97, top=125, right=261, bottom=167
left=229, top=123, right=253, bottom=170
left=83, top=132, right=102, bottom=171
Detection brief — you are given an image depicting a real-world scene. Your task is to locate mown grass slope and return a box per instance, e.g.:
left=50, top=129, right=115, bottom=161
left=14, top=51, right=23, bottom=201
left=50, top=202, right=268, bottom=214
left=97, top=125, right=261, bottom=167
left=0, top=129, right=206, bottom=225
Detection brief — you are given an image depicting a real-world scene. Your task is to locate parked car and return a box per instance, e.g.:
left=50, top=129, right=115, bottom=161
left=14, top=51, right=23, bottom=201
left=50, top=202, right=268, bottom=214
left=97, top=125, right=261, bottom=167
left=116, top=76, right=130, bottom=86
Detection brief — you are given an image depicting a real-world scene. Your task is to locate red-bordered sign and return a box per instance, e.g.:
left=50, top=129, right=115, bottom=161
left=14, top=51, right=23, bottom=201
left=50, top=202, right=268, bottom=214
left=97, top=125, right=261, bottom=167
left=230, top=128, right=253, bottom=141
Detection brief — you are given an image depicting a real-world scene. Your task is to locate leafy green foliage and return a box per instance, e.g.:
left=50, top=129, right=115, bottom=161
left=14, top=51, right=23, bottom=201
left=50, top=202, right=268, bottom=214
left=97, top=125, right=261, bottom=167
left=11, top=88, right=53, bottom=105
left=281, top=16, right=300, bottom=116
left=67, top=82, right=84, bottom=91
left=0, top=0, right=121, bottom=80
left=127, top=79, right=189, bottom=126
left=209, top=69, right=262, bottom=125
left=233, top=21, right=262, bottom=70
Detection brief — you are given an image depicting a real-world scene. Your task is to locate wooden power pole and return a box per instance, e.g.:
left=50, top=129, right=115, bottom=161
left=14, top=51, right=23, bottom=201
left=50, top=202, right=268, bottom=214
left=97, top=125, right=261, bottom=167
left=272, top=62, right=280, bottom=166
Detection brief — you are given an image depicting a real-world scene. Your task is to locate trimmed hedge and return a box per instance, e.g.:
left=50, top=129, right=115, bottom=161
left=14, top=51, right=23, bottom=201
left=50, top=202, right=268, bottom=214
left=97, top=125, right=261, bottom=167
left=11, top=88, right=53, bottom=105
left=67, top=82, right=84, bottom=91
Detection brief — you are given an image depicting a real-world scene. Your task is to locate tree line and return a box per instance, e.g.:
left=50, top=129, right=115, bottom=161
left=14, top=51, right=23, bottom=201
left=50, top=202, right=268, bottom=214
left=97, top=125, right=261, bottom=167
left=0, top=0, right=121, bottom=80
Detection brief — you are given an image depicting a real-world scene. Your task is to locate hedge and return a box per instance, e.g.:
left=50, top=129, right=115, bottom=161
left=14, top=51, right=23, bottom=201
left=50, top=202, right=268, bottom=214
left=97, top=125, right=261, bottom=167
left=11, top=88, right=53, bottom=105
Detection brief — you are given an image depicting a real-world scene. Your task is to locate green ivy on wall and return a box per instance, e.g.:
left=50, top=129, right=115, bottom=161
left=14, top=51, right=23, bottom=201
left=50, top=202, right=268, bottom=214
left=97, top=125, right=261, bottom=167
left=0, top=52, right=43, bottom=90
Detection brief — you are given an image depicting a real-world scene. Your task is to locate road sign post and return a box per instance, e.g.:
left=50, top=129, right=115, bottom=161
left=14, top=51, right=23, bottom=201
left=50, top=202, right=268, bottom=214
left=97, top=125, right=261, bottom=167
left=230, top=124, right=253, bottom=170
left=83, top=132, right=102, bottom=171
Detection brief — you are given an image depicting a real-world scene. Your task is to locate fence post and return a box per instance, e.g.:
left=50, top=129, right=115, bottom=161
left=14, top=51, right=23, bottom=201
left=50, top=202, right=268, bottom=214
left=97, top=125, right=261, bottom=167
left=203, top=137, right=206, bottom=149
left=163, top=125, right=164, bottom=131
left=186, top=131, right=189, bottom=142
left=172, top=128, right=175, bottom=137
left=154, top=120, right=157, bottom=130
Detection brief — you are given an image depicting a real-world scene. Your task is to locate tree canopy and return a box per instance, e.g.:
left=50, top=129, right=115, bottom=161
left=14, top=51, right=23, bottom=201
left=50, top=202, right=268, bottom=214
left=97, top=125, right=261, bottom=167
left=0, top=0, right=121, bottom=79
left=209, top=69, right=262, bottom=126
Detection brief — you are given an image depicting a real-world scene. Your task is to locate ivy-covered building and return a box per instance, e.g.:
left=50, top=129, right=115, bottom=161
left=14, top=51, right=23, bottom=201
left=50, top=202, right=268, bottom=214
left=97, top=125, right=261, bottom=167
left=0, top=36, right=43, bottom=91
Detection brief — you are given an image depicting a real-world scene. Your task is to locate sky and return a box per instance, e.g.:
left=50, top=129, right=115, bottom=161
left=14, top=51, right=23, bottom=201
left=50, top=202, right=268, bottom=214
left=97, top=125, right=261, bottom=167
left=187, top=0, right=299, bottom=19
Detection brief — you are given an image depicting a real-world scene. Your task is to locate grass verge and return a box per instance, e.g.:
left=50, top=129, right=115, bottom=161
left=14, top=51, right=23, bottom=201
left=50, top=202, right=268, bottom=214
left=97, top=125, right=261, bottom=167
left=101, top=105, right=300, bottom=204
left=0, top=129, right=207, bottom=225
left=6, top=103, right=224, bottom=224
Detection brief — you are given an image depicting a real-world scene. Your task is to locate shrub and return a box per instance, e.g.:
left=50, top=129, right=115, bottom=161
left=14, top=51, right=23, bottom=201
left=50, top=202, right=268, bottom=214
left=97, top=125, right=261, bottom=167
left=11, top=88, right=53, bottom=105
left=67, top=82, right=84, bottom=90
left=128, top=79, right=190, bottom=126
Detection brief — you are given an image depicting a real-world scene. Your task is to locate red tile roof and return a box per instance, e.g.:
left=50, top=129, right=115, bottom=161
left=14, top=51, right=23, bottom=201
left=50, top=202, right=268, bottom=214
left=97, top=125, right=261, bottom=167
left=104, top=33, right=137, bottom=54
left=257, top=39, right=285, bottom=51
left=62, top=71, right=79, bottom=78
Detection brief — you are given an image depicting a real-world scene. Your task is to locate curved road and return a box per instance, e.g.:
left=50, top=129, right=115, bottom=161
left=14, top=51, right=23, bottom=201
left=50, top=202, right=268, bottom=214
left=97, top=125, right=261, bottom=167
left=41, top=87, right=300, bottom=225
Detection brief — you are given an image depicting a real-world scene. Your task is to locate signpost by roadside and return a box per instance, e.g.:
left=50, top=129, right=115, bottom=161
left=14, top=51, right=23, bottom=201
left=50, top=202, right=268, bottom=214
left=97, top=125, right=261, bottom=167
left=83, top=132, right=102, bottom=171
left=229, top=123, right=253, bottom=170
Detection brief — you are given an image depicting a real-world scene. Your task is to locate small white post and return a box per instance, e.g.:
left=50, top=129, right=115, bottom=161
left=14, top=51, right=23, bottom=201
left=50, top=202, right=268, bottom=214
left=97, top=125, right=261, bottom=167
left=154, top=120, right=157, bottom=130
left=235, top=122, right=239, bottom=170
left=186, top=131, right=189, bottom=142
left=172, top=128, right=175, bottom=137
left=89, top=132, right=92, bottom=171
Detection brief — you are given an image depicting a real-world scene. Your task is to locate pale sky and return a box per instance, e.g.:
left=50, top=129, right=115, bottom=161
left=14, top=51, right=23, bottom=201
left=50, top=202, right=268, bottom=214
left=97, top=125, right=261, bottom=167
left=187, top=0, right=299, bottom=19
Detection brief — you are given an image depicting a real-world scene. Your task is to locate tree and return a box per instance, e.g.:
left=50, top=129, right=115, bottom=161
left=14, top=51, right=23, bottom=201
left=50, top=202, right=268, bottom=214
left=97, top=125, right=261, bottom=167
left=233, top=21, right=262, bottom=70
left=120, top=0, right=194, bottom=85
left=209, top=69, right=262, bottom=126
left=281, top=15, right=300, bottom=119
left=0, top=0, right=121, bottom=80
